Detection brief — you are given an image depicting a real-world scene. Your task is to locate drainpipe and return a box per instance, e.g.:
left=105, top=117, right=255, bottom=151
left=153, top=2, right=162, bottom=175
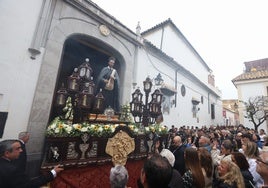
left=208, top=93, right=210, bottom=113
left=175, top=68, right=179, bottom=107
left=132, top=22, right=141, bottom=90
left=132, top=45, right=139, bottom=90
left=160, top=26, right=165, bottom=50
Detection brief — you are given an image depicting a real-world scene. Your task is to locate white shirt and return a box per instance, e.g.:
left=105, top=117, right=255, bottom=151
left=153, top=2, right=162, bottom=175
left=247, top=158, right=264, bottom=187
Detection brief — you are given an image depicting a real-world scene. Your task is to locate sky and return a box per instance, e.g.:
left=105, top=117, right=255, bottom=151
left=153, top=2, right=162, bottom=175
left=93, top=0, right=268, bottom=99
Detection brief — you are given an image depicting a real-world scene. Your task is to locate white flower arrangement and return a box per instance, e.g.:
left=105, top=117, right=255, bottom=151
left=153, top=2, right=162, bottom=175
left=46, top=117, right=75, bottom=137
left=145, top=124, right=168, bottom=135
left=46, top=117, right=166, bottom=137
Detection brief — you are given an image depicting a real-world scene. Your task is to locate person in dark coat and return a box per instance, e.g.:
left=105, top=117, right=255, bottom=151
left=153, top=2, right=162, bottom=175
left=12, top=132, right=29, bottom=173
left=231, top=152, right=255, bottom=188
left=160, top=149, right=183, bottom=188
left=96, top=56, right=120, bottom=112
left=169, top=135, right=186, bottom=175
left=0, top=139, right=63, bottom=188
left=140, top=154, right=172, bottom=188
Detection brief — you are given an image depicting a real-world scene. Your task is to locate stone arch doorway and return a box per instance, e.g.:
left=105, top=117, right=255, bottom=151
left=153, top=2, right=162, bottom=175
left=50, top=34, right=125, bottom=121
left=26, top=2, right=136, bottom=177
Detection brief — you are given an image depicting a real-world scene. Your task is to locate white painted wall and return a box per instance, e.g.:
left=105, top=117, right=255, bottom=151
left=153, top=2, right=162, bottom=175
left=134, top=45, right=223, bottom=128
left=224, top=108, right=236, bottom=126
left=0, top=0, right=224, bottom=140
left=237, top=79, right=268, bottom=131
left=144, top=25, right=211, bottom=87
left=141, top=23, right=223, bottom=128
left=0, top=0, right=44, bottom=139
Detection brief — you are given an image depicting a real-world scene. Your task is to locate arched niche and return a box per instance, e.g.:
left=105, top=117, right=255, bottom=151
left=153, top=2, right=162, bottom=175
left=50, top=34, right=125, bottom=121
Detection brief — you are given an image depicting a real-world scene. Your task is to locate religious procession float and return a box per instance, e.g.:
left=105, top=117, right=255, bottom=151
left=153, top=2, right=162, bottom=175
left=42, top=59, right=169, bottom=170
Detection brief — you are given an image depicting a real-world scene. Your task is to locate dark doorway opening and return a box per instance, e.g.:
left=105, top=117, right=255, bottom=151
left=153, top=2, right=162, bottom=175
left=49, top=35, right=122, bottom=122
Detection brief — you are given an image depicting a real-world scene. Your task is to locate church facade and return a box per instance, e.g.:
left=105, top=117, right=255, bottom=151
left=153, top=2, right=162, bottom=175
left=0, top=0, right=222, bottom=174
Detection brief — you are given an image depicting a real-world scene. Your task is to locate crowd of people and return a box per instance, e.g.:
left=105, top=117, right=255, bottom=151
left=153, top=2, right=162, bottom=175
left=1, top=124, right=268, bottom=188
left=110, top=124, right=268, bottom=188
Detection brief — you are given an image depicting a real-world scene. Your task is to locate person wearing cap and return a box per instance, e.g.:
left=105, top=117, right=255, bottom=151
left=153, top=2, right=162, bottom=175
left=160, top=149, right=183, bottom=188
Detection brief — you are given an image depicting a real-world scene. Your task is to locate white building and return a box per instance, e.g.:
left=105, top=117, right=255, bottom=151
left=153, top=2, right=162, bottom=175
left=222, top=99, right=239, bottom=126
left=137, top=19, right=222, bottom=127
left=232, top=58, right=268, bottom=131
left=0, top=0, right=223, bottom=175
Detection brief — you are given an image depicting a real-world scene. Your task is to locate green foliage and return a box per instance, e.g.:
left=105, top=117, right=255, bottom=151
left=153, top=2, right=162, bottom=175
left=61, top=97, right=73, bottom=120
left=119, top=104, right=133, bottom=122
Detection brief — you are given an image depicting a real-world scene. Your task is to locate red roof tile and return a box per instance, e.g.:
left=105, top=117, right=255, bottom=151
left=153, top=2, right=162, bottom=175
left=232, top=70, right=268, bottom=82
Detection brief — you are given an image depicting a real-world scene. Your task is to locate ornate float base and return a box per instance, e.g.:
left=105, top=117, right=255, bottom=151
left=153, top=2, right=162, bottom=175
left=42, top=124, right=168, bottom=188
left=50, top=159, right=144, bottom=188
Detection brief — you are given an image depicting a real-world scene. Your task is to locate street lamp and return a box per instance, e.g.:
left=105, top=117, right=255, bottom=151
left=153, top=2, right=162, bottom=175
left=77, top=82, right=95, bottom=109
left=154, top=73, right=164, bottom=86
left=78, top=58, right=92, bottom=81
left=149, top=89, right=163, bottom=118
left=93, top=89, right=105, bottom=114
left=130, top=89, right=143, bottom=117
left=130, top=77, right=163, bottom=126
left=55, top=83, right=68, bottom=107
left=67, top=68, right=80, bottom=92
left=143, top=77, right=152, bottom=93
left=55, top=58, right=104, bottom=123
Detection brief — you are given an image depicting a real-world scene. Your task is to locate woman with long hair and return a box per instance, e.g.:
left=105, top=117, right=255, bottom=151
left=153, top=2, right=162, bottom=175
left=182, top=147, right=205, bottom=188
left=213, top=159, right=245, bottom=188
left=242, top=141, right=264, bottom=187
left=231, top=152, right=254, bottom=188
left=198, top=147, right=213, bottom=188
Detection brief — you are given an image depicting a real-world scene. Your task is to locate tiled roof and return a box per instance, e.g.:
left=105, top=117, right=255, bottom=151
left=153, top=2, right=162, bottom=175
left=232, top=70, right=268, bottom=82
left=244, top=58, right=268, bottom=72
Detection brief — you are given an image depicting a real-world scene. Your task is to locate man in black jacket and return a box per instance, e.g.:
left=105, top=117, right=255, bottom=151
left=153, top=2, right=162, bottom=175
left=0, top=139, right=63, bottom=188
left=169, top=135, right=186, bottom=176
left=12, top=132, right=29, bottom=173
